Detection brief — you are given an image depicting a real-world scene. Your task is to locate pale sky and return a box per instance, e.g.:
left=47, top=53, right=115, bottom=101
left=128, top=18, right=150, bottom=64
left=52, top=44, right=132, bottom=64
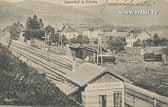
left=0, top=0, right=23, bottom=2
left=1, top=0, right=168, bottom=3
left=0, top=0, right=63, bottom=3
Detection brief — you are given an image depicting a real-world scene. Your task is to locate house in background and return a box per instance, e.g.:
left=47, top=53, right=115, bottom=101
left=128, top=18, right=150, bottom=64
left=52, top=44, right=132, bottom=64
left=126, top=30, right=151, bottom=47
left=61, top=25, right=82, bottom=40
left=82, top=28, right=101, bottom=45
left=83, top=29, right=128, bottom=49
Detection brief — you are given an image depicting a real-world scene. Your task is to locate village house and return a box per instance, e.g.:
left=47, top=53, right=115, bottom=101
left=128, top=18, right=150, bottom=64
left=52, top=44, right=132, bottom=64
left=61, top=25, right=82, bottom=40
left=82, top=28, right=100, bottom=45
left=83, top=29, right=128, bottom=49
left=53, top=24, right=65, bottom=32
left=103, top=31, right=128, bottom=49
left=126, top=30, right=151, bottom=47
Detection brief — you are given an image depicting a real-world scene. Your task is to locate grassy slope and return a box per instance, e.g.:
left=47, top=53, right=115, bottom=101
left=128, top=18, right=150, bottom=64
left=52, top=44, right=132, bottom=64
left=0, top=44, right=80, bottom=106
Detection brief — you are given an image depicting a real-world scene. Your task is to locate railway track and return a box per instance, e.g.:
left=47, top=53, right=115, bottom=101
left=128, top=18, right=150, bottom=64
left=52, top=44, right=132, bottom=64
left=9, top=41, right=75, bottom=83
left=11, top=46, right=66, bottom=82
left=11, top=44, right=70, bottom=74
left=12, top=41, right=73, bottom=69
left=13, top=41, right=73, bottom=68
left=12, top=43, right=72, bottom=72
left=125, top=83, right=168, bottom=107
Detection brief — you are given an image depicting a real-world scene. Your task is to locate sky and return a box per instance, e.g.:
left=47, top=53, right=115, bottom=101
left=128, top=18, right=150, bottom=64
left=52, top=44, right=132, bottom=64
left=0, top=0, right=63, bottom=3
left=0, top=0, right=23, bottom=2
left=1, top=0, right=168, bottom=4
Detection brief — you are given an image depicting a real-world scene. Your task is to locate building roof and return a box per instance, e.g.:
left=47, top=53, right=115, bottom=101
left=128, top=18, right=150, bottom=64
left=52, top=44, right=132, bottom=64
left=65, top=63, right=131, bottom=87
left=57, top=81, right=79, bottom=95
left=63, top=25, right=79, bottom=33
left=104, top=32, right=129, bottom=38
left=66, top=63, right=105, bottom=87
left=83, top=44, right=98, bottom=52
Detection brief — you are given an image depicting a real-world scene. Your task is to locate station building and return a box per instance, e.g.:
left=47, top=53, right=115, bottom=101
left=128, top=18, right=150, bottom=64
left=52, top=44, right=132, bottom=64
left=58, top=63, right=168, bottom=107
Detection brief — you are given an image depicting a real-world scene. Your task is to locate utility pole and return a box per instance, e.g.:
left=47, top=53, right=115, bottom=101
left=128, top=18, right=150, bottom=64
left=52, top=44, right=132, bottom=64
left=44, top=31, right=51, bottom=61
left=44, top=32, right=51, bottom=50
left=59, top=33, right=64, bottom=54
left=44, top=31, right=47, bottom=49
left=60, top=34, right=63, bottom=47
left=97, top=31, right=103, bottom=64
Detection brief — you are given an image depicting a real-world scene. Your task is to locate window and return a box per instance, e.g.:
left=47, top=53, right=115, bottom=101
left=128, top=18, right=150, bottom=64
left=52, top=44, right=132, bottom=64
left=99, top=95, right=107, bottom=107
left=114, top=91, right=122, bottom=107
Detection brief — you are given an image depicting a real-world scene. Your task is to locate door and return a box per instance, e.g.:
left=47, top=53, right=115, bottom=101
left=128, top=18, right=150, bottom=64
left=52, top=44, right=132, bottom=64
left=99, top=95, right=107, bottom=107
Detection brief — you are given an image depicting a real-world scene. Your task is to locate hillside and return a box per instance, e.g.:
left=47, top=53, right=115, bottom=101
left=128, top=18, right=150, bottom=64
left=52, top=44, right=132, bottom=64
left=0, top=44, right=80, bottom=106
left=0, top=1, right=33, bottom=28
left=0, top=0, right=168, bottom=28
left=0, top=0, right=101, bottom=27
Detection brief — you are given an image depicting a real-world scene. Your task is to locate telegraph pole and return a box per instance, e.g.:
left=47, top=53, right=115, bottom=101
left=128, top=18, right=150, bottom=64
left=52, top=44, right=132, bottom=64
left=44, top=32, right=51, bottom=50
left=44, top=31, right=51, bottom=61
left=97, top=31, right=103, bottom=64
left=60, top=34, right=63, bottom=47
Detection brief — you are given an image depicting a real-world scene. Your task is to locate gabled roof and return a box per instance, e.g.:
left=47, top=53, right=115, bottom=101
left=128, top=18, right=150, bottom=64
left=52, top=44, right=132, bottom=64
left=63, top=25, right=79, bottom=33
left=65, top=63, right=131, bottom=87
left=104, top=32, right=129, bottom=38
left=127, top=30, right=152, bottom=38
left=66, top=63, right=105, bottom=87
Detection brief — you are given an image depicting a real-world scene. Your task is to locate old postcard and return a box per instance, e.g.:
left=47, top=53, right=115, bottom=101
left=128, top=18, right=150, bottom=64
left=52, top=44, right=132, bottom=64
left=0, top=0, right=168, bottom=107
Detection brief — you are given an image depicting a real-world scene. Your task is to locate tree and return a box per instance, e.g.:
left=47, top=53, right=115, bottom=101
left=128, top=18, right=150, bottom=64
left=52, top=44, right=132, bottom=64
left=26, top=17, right=33, bottom=30
left=82, top=35, right=89, bottom=44
left=133, top=39, right=142, bottom=47
left=107, top=37, right=126, bottom=52
left=76, top=35, right=83, bottom=44
left=153, top=33, right=160, bottom=46
left=39, top=18, right=44, bottom=28
left=32, top=14, right=40, bottom=29
left=33, top=14, right=38, bottom=20
left=70, top=37, right=77, bottom=43
left=26, top=15, right=44, bottom=30
left=71, top=35, right=89, bottom=44
left=45, top=25, right=55, bottom=35
left=50, top=33, right=59, bottom=44
left=25, top=15, right=45, bottom=39
left=142, top=38, right=153, bottom=47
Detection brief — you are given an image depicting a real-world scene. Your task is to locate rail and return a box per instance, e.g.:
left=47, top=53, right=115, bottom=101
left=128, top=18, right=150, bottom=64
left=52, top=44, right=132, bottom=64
left=125, top=83, right=168, bottom=106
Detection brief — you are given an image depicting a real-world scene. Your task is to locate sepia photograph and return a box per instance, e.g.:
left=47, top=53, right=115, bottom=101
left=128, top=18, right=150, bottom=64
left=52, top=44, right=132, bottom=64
left=0, top=0, right=168, bottom=107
